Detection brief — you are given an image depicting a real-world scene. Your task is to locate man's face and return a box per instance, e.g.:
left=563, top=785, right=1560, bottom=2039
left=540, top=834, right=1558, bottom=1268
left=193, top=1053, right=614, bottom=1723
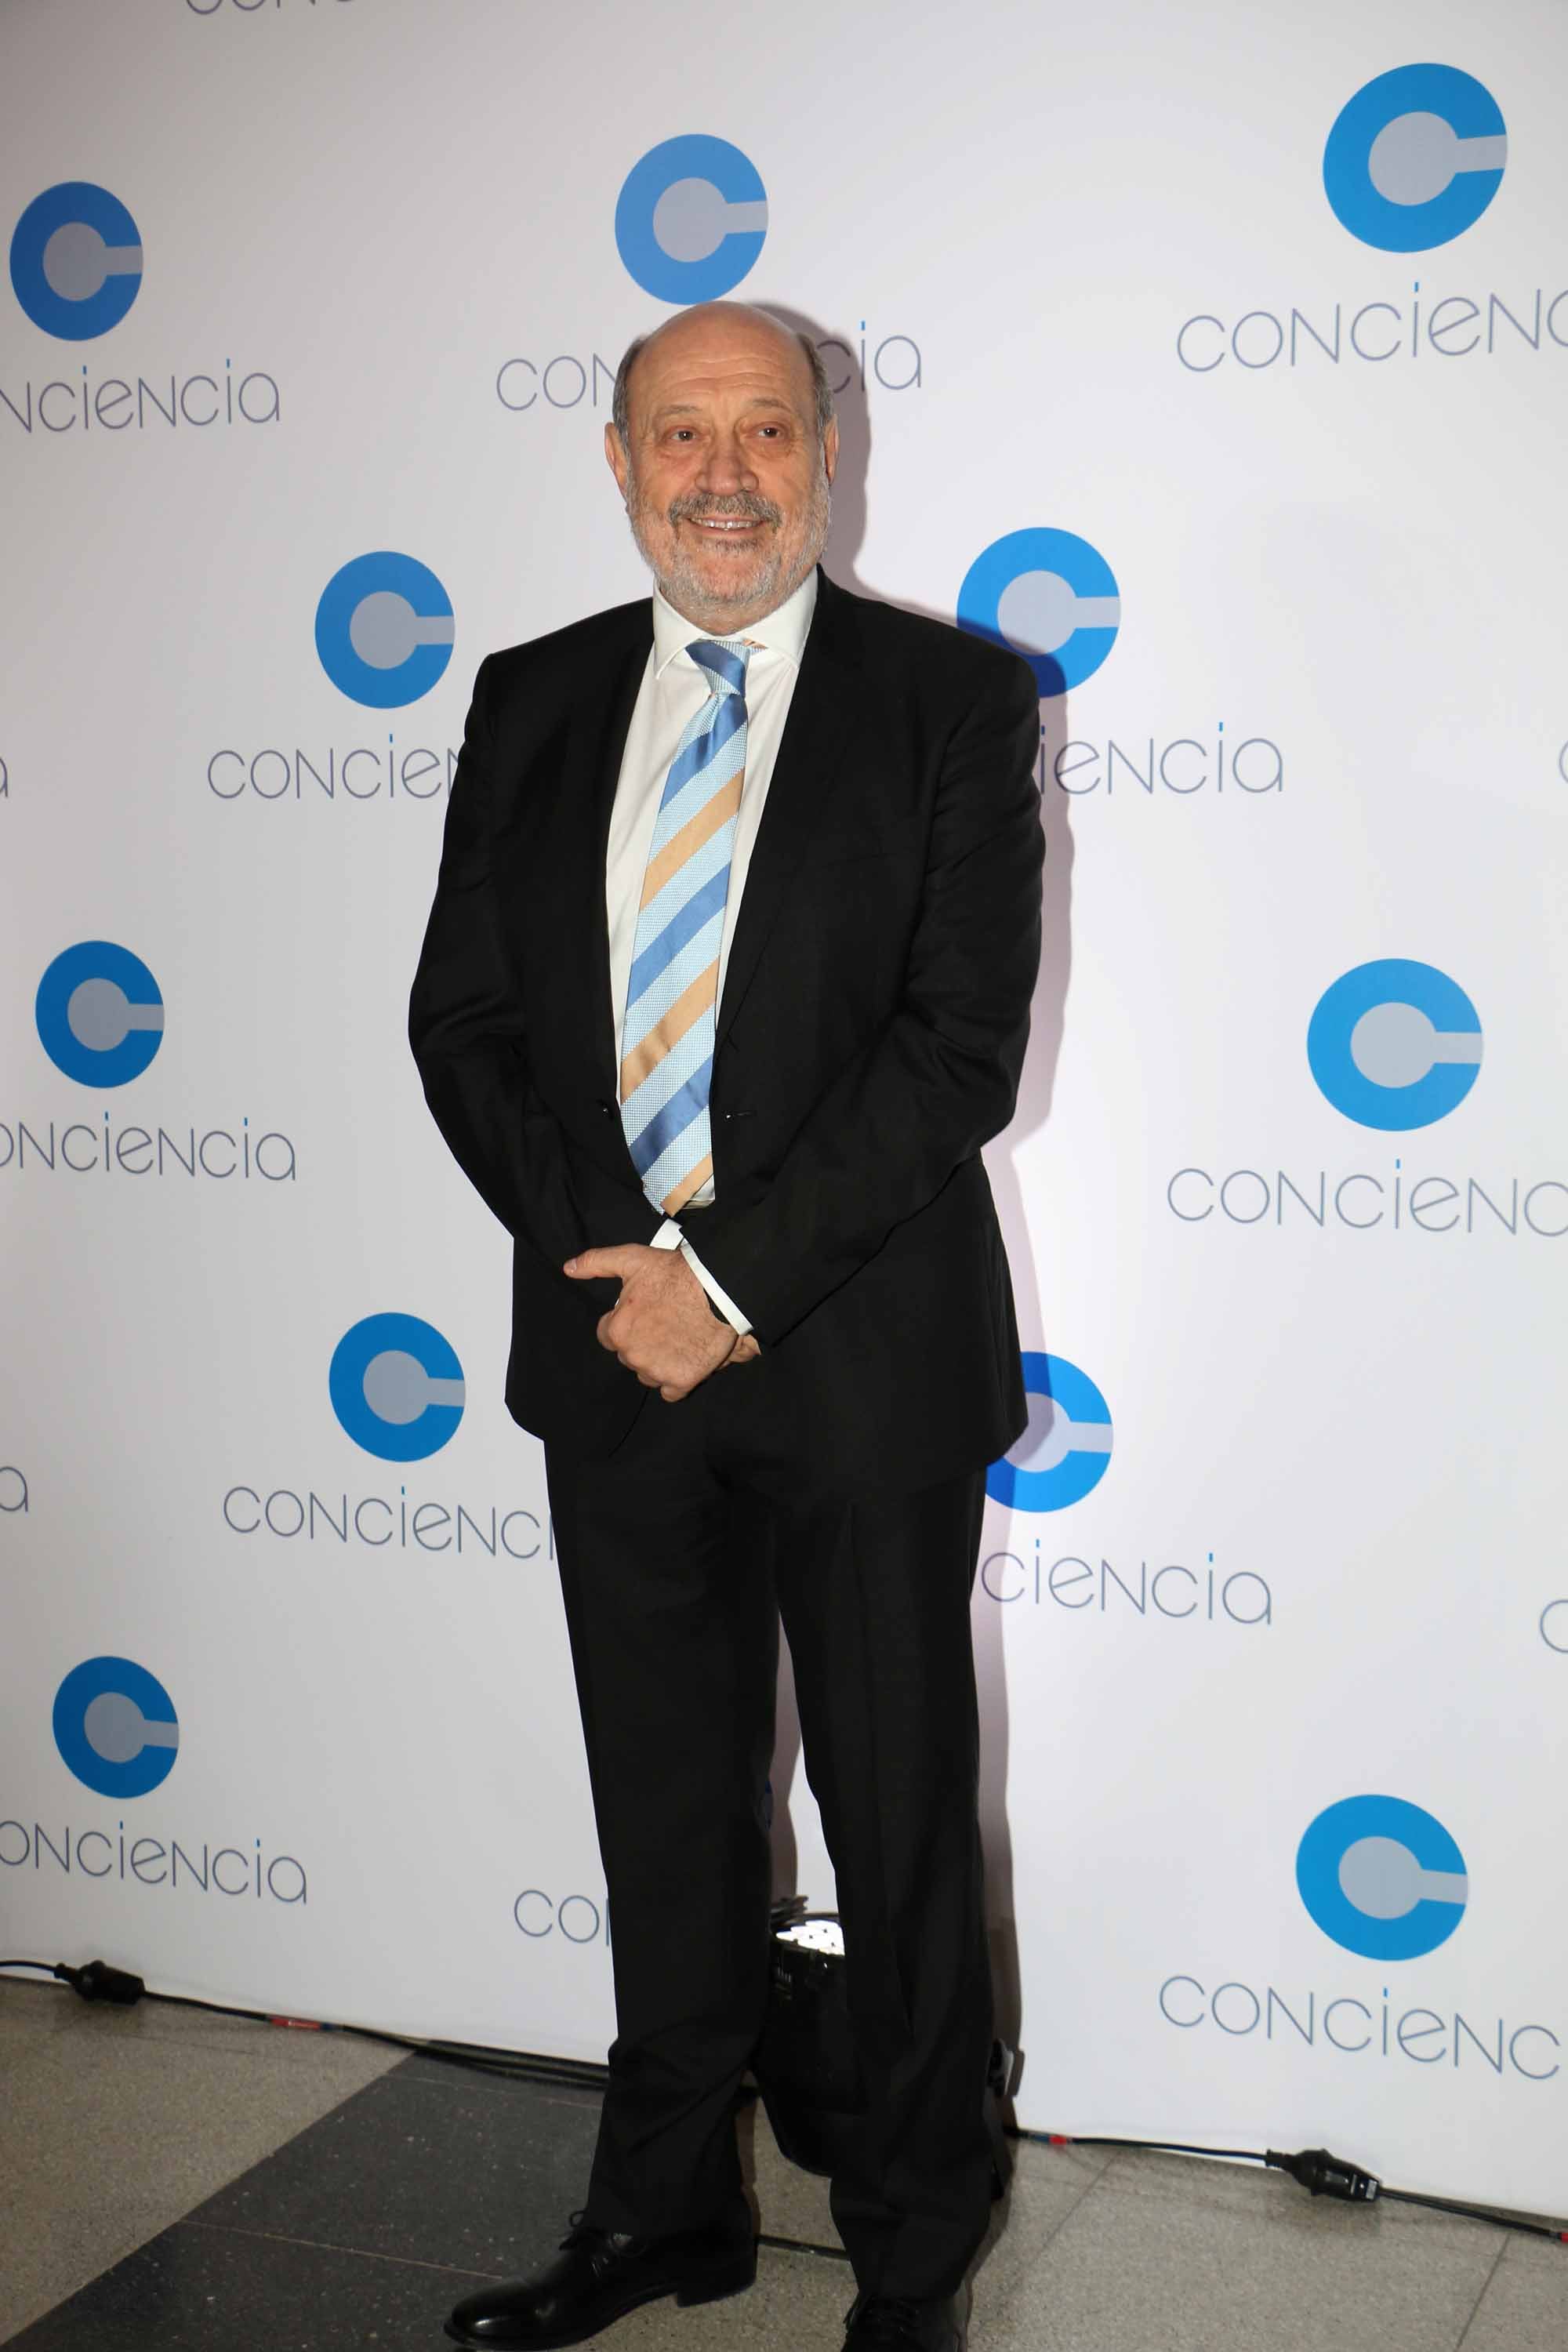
left=605, top=305, right=837, bottom=632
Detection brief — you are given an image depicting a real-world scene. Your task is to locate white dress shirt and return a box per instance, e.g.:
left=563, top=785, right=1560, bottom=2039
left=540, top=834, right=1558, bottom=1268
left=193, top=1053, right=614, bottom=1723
left=605, top=568, right=818, bottom=1334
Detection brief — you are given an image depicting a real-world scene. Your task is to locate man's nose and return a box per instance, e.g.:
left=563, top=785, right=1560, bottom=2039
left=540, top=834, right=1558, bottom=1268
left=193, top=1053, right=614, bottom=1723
left=695, top=435, right=756, bottom=493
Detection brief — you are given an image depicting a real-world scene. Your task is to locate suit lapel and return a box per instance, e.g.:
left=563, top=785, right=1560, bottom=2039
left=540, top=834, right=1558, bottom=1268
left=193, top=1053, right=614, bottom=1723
left=716, top=571, right=861, bottom=1047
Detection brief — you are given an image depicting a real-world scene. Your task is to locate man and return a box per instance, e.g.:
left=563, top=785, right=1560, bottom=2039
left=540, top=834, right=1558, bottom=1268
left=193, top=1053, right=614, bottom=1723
left=410, top=301, right=1042, bottom=2352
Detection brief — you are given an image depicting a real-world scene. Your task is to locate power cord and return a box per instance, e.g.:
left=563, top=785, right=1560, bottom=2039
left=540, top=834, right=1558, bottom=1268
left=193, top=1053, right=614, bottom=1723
left=5, top=1962, right=1563, bottom=2249
left=0, top=1958, right=611, bottom=2089
left=1044, top=2135, right=1568, bottom=2246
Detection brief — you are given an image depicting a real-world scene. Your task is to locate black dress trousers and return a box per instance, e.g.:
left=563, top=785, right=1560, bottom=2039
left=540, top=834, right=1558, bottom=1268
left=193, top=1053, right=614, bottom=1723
left=544, top=1366, right=995, bottom=2303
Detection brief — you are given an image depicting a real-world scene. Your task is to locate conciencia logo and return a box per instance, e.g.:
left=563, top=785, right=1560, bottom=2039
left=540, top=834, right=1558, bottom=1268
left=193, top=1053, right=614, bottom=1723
left=1307, top=960, right=1482, bottom=1131
left=329, top=1313, right=466, bottom=1461
left=35, top=942, right=164, bottom=1087
left=1175, top=67, right=1542, bottom=376
left=53, top=1657, right=179, bottom=1798
left=1159, top=1795, right=1552, bottom=2082
left=958, top=530, right=1120, bottom=698
left=615, top=135, right=767, bottom=304
left=1323, top=65, right=1507, bottom=252
left=986, top=1352, right=1113, bottom=1511
left=12, top=941, right=298, bottom=1182
left=315, top=554, right=455, bottom=709
left=23, top=1656, right=308, bottom=1907
left=1297, top=1794, right=1468, bottom=1962
left=9, top=183, right=142, bottom=339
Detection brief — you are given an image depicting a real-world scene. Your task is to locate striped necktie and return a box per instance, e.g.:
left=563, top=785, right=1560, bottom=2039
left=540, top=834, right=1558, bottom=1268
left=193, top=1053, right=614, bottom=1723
left=620, top=637, right=751, bottom=1215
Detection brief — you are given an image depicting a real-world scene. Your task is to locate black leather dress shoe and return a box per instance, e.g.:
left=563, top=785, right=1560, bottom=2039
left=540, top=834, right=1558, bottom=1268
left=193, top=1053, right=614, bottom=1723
left=445, top=2212, right=757, bottom=2349
left=842, top=2292, right=967, bottom=2350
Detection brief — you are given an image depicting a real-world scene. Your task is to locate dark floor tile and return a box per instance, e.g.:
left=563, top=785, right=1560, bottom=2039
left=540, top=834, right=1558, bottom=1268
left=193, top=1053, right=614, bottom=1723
left=187, top=2056, right=603, bottom=2278
left=4, top=2218, right=483, bottom=2352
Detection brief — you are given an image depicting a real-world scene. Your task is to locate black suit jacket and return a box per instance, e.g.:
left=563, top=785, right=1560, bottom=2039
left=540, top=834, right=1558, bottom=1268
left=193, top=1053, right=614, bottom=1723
left=408, top=569, right=1044, bottom=1497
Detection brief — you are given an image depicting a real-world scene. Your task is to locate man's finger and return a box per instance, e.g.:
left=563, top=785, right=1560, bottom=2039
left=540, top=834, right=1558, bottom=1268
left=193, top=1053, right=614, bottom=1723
left=564, top=1246, right=644, bottom=1282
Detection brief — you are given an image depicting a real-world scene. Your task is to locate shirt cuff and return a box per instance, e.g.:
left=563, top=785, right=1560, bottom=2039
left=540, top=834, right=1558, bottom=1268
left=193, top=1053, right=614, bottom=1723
left=681, top=1241, right=752, bottom=1334
left=647, top=1221, right=750, bottom=1335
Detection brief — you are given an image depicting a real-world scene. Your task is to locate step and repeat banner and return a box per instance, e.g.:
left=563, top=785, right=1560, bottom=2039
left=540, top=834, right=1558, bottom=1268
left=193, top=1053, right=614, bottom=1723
left=2, top=0, right=1566, bottom=2223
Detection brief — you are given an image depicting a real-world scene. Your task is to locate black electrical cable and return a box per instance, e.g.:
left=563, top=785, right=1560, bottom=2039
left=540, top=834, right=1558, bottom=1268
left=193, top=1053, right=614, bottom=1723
left=1040, top=2133, right=1568, bottom=2246
left=1042, top=2135, right=1267, bottom=2164
left=0, top=1959, right=608, bottom=2077
left=1378, top=2187, right=1568, bottom=2243
left=164, top=2002, right=613, bottom=2091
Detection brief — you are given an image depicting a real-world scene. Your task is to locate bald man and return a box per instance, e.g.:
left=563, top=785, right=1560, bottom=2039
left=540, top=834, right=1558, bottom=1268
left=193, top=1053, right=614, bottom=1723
left=412, top=303, right=1043, bottom=2352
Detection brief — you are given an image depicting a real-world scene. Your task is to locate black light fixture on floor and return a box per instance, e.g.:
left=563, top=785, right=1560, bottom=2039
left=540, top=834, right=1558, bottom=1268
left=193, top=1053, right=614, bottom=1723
left=753, top=1899, right=1014, bottom=2194
left=754, top=1907, right=862, bottom=2177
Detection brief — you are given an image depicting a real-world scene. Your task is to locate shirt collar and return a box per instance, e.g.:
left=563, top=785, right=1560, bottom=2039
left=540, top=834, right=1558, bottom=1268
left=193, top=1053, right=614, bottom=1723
left=652, top=566, right=818, bottom=681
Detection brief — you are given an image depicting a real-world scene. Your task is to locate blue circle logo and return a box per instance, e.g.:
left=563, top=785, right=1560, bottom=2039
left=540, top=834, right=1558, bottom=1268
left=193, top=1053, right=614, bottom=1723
left=10, top=183, right=143, bottom=339
left=614, top=135, right=768, bottom=303
left=957, top=530, right=1120, bottom=698
left=314, top=554, right=455, bottom=708
left=1308, top=960, right=1482, bottom=1131
left=987, top=1352, right=1113, bottom=1511
left=1297, top=1795, right=1468, bottom=1961
left=53, top=1657, right=179, bottom=1798
left=36, top=942, right=164, bottom=1087
left=329, top=1313, right=466, bottom=1461
left=1323, top=65, right=1506, bottom=252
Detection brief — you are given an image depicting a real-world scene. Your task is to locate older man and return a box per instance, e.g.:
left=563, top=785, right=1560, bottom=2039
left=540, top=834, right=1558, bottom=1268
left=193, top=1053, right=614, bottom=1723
left=411, top=302, right=1042, bottom=2352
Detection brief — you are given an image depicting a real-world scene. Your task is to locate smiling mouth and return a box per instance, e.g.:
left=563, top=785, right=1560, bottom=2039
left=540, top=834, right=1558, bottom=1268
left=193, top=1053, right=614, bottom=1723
left=687, top=516, right=766, bottom=534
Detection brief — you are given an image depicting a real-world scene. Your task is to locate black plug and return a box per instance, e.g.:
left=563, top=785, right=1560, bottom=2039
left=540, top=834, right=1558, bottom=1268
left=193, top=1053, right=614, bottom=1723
left=1266, top=2147, right=1381, bottom=2201
left=54, top=1959, right=146, bottom=2006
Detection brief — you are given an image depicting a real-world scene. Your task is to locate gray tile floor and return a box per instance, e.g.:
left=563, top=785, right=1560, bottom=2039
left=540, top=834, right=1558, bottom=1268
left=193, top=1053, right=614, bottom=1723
left=3, top=1975, right=1566, bottom=2351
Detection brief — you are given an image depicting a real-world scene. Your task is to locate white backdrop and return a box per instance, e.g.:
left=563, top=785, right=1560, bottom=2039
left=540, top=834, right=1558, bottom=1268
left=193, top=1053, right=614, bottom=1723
left=3, top=0, right=1566, bottom=2223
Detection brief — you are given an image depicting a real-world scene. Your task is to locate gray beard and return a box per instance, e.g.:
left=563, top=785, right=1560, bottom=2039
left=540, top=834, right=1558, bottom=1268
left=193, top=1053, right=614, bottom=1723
left=625, top=474, right=832, bottom=622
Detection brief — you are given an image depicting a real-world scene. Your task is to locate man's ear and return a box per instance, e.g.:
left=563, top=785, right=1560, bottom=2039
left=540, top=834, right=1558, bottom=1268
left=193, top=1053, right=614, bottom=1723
left=822, top=415, right=840, bottom=487
left=604, top=423, right=630, bottom=497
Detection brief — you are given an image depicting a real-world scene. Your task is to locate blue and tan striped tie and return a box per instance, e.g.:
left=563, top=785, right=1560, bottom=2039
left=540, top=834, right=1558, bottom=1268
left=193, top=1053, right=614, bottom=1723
left=621, top=637, right=751, bottom=1214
